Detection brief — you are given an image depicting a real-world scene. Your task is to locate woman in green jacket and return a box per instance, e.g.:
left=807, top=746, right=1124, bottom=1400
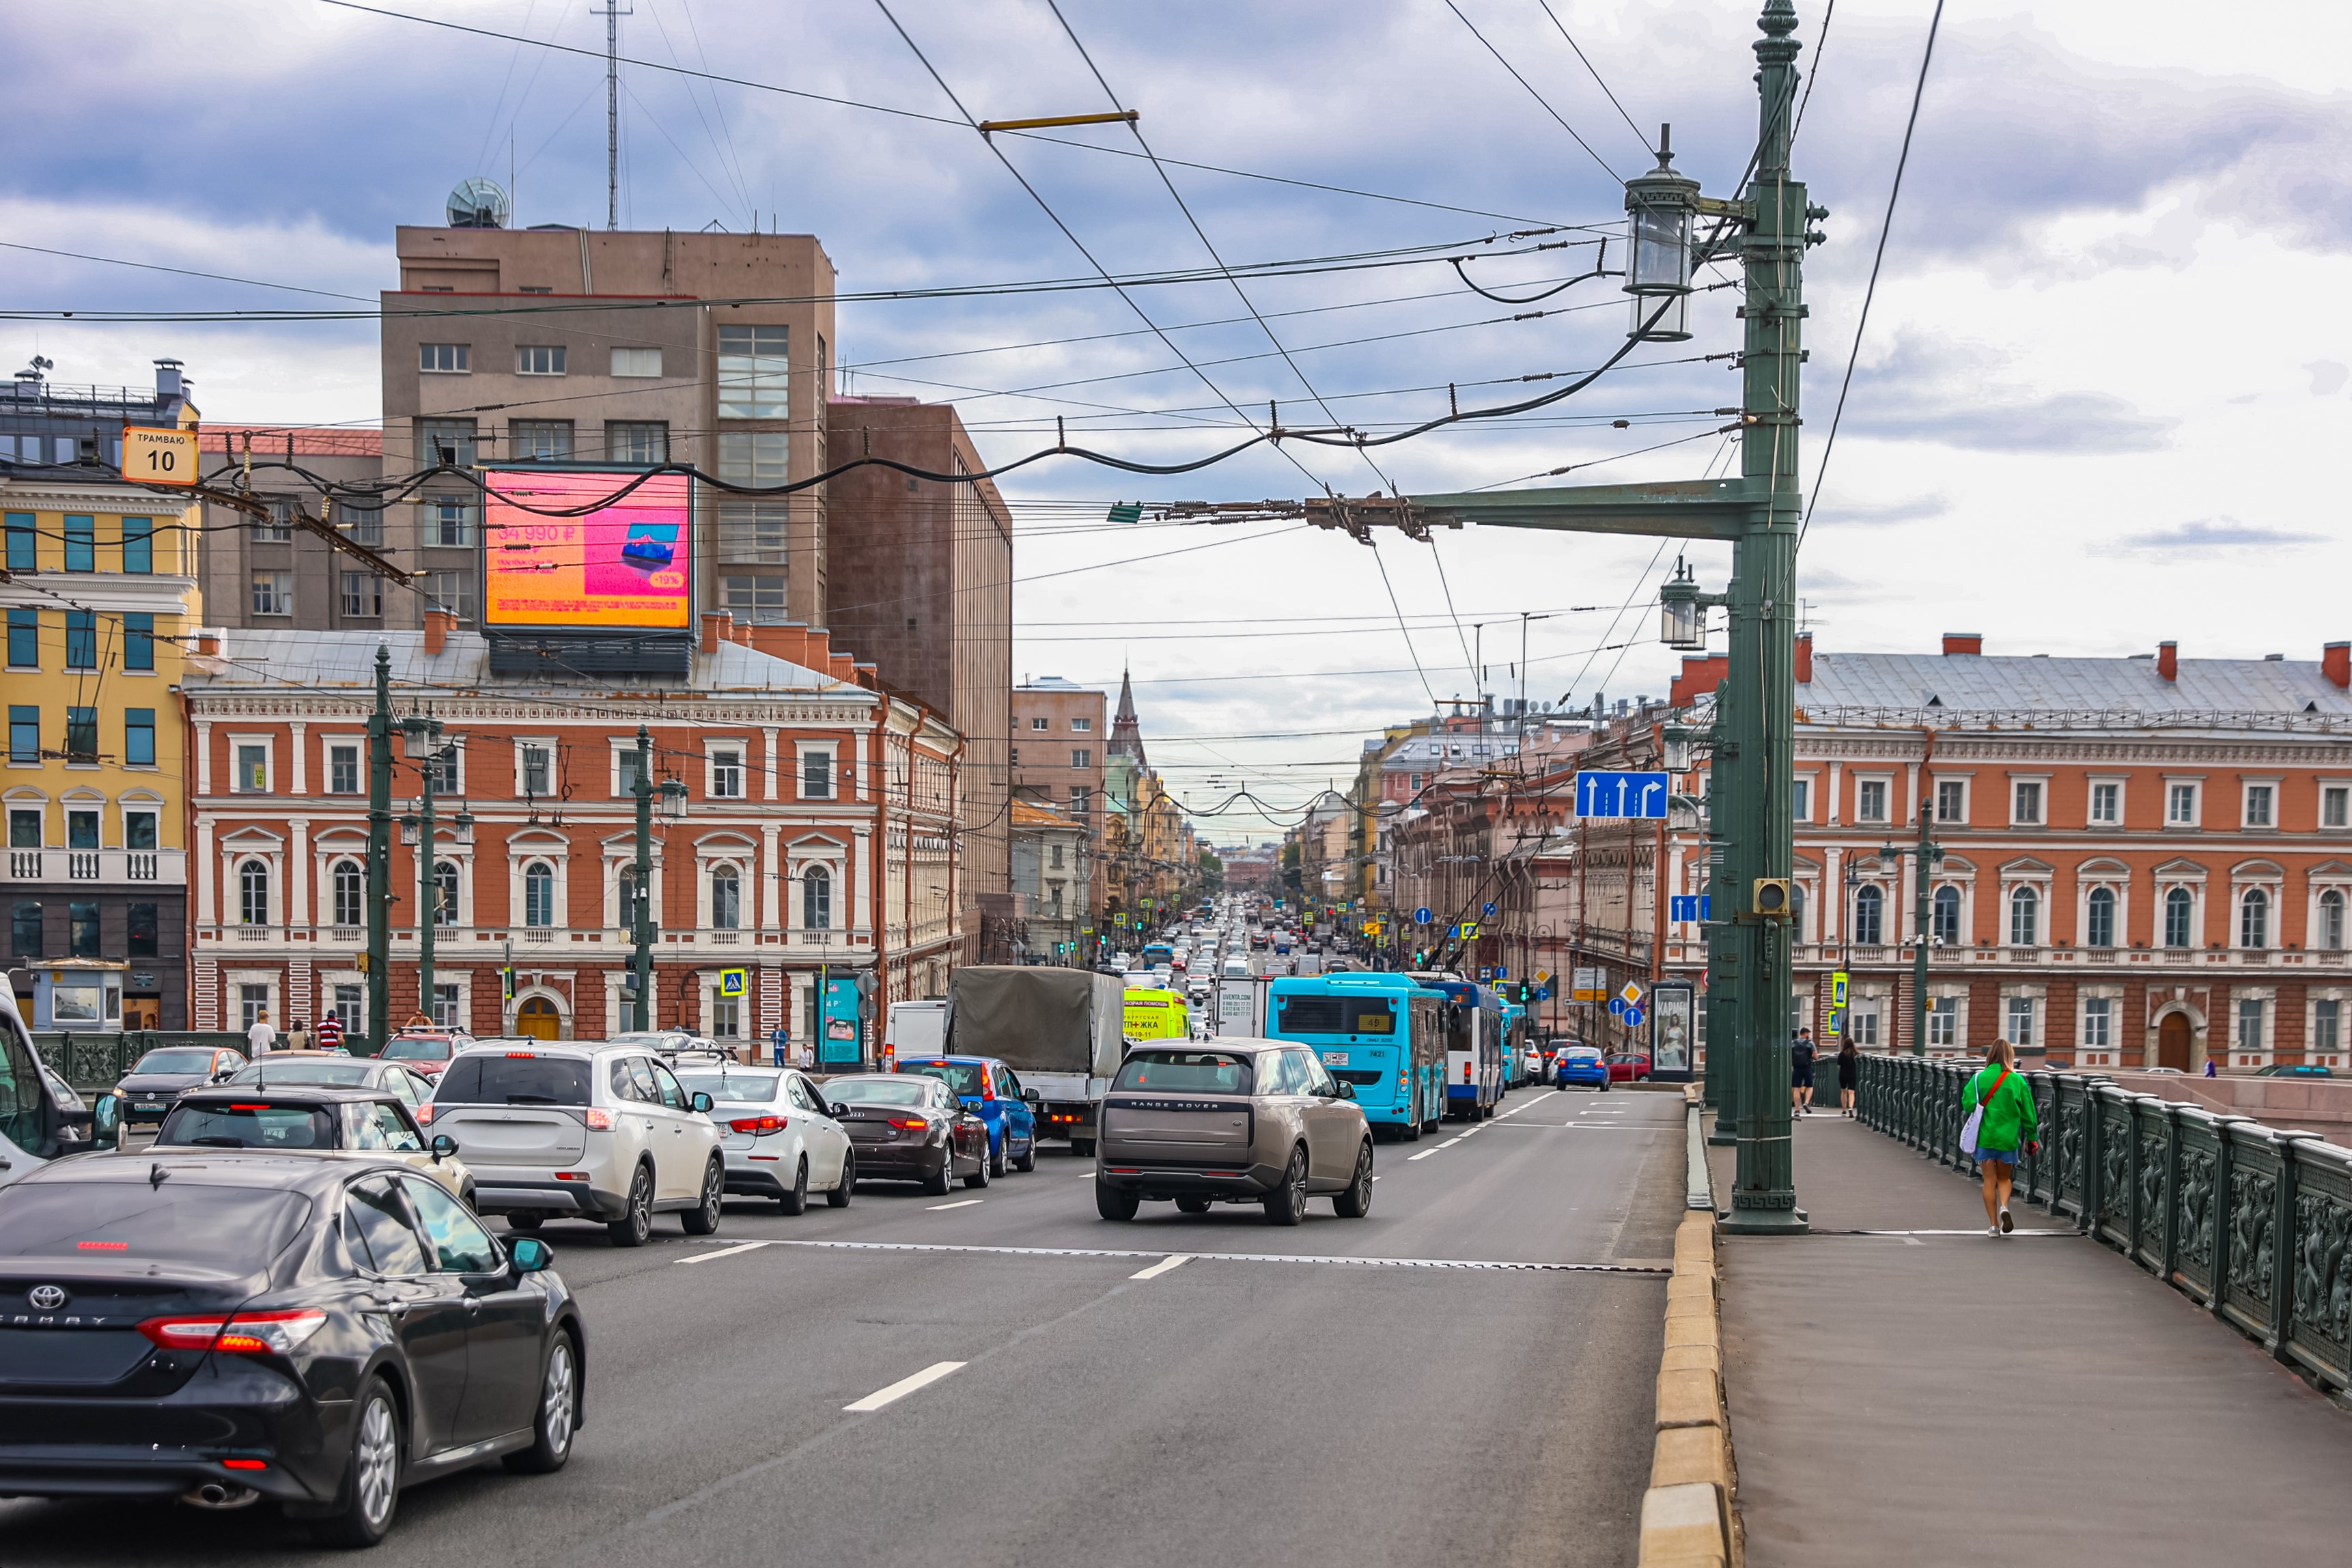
left=1964, top=1039, right=2040, bottom=1235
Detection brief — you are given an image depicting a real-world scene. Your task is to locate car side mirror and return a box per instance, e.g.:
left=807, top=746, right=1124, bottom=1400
left=92, top=1093, right=122, bottom=1149
left=1022, top=1088, right=1043, bottom=1106
left=430, top=1133, right=458, bottom=1164
left=690, top=1091, right=714, bottom=1113
left=1335, top=1081, right=1356, bottom=1100
left=829, top=1103, right=851, bottom=1119
left=509, top=1236, right=553, bottom=1273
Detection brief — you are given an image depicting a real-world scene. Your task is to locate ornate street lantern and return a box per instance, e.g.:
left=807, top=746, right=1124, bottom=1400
left=1624, top=125, right=1700, bottom=343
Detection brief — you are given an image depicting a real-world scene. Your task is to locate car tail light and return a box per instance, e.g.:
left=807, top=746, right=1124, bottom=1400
left=505, top=1051, right=537, bottom=1059
left=229, top=1103, right=275, bottom=1111
left=554, top=1172, right=587, bottom=1181
left=141, top=1309, right=327, bottom=1355
left=1463, top=1062, right=1473, bottom=1082
left=221, top=1459, right=268, bottom=1471
left=585, top=1108, right=614, bottom=1130
left=886, top=1117, right=928, bottom=1130
left=730, top=1115, right=783, bottom=1134
left=414, top=1103, right=435, bottom=1125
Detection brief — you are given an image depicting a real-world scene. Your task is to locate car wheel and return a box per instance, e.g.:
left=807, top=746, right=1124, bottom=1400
left=828, top=1151, right=856, bottom=1207
left=923, top=1149, right=955, bottom=1196
left=1334, top=1142, right=1374, bottom=1218
left=507, top=1212, right=546, bottom=1233
left=1401, top=1104, right=1421, bottom=1143
left=1174, top=1195, right=1212, bottom=1215
left=989, top=1132, right=1007, bottom=1179
left=502, top=1330, right=578, bottom=1474
left=1013, top=1134, right=1037, bottom=1173
left=1262, top=1147, right=1308, bottom=1227
left=311, top=1375, right=400, bottom=1547
left=606, top=1164, right=655, bottom=1248
left=460, top=1184, right=479, bottom=1211
left=778, top=1156, right=809, bottom=1216
left=680, top=1157, right=725, bottom=1235
left=965, top=1138, right=992, bottom=1189
left=1095, top=1175, right=1140, bottom=1221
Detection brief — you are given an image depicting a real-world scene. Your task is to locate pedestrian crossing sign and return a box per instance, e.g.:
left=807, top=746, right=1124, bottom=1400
left=719, top=968, right=746, bottom=998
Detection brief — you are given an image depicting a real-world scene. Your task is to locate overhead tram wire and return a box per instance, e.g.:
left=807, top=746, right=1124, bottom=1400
left=1444, top=1, right=1624, bottom=184
left=1533, top=0, right=1651, bottom=152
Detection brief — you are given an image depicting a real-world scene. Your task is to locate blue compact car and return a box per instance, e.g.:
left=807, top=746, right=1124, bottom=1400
left=1554, top=1047, right=1610, bottom=1091
left=896, top=1055, right=1039, bottom=1175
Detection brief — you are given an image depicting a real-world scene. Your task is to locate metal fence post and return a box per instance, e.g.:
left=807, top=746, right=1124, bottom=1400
left=2271, top=1130, right=2320, bottom=1364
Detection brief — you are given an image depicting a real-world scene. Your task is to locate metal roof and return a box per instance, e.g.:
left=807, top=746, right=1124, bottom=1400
left=188, top=628, right=856, bottom=699
left=1800, top=651, right=2352, bottom=732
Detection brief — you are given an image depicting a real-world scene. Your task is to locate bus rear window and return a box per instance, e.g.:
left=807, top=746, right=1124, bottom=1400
left=1276, top=996, right=1398, bottom=1035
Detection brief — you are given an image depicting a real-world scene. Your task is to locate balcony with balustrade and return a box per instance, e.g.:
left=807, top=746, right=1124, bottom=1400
left=2, top=848, right=186, bottom=885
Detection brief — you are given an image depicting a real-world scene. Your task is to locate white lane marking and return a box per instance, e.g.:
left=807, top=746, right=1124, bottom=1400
left=926, top=1198, right=985, bottom=1211
left=1407, top=1149, right=1438, bottom=1161
left=1371, top=1175, right=1382, bottom=1181
left=678, top=1240, right=773, bottom=1265
left=771, top=1237, right=1670, bottom=1274
left=843, top=1360, right=968, bottom=1413
left=1130, top=1253, right=1193, bottom=1280
left=1437, top=1137, right=1463, bottom=1148
left=1903, top=1236, right=1925, bottom=1246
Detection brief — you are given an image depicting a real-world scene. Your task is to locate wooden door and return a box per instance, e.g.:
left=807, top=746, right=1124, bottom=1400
left=517, top=997, right=560, bottom=1040
left=2157, top=1011, right=2191, bottom=1072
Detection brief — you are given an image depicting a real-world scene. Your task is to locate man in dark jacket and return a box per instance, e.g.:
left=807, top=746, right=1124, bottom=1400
left=1790, top=1027, right=1818, bottom=1117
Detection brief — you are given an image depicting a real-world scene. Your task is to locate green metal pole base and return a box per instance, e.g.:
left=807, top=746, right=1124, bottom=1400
left=1720, top=1203, right=1809, bottom=1235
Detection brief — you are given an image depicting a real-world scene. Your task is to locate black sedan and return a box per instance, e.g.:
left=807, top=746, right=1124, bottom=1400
left=824, top=1075, right=990, bottom=1195
left=111, top=1046, right=248, bottom=1129
left=0, top=1151, right=585, bottom=1546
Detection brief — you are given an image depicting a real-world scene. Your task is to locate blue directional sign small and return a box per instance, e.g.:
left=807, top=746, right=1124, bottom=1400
left=1670, top=894, right=1712, bottom=923
left=1608, top=997, right=1627, bottom=1017
left=1535, top=985, right=1552, bottom=1001
left=1576, top=770, right=1672, bottom=820
left=1482, top=901, right=1496, bottom=917
left=1624, top=1005, right=1645, bottom=1028
left=1414, top=906, right=1431, bottom=925
left=1494, top=966, right=1508, bottom=980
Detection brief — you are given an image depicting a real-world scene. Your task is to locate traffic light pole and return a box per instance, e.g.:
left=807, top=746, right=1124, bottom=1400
left=365, top=646, right=392, bottom=1052
left=631, top=727, right=654, bottom=1032
left=417, top=750, right=436, bottom=1025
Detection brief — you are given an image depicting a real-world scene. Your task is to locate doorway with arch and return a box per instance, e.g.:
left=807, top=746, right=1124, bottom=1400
left=516, top=996, right=562, bottom=1041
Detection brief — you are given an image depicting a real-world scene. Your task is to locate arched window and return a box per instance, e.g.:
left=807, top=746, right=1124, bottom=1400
left=2322, top=888, right=2346, bottom=952
left=1851, top=884, right=1883, bottom=946
left=239, top=859, right=270, bottom=926
left=432, top=860, right=460, bottom=927
left=332, top=860, right=364, bottom=928
left=802, top=864, right=832, bottom=930
left=710, top=865, right=740, bottom=930
left=2086, top=886, right=2116, bottom=949
left=2240, top=887, right=2270, bottom=950
left=1932, top=886, right=1961, bottom=946
left=524, top=862, right=556, bottom=927
left=2165, top=886, right=2196, bottom=949
left=2008, top=885, right=2039, bottom=947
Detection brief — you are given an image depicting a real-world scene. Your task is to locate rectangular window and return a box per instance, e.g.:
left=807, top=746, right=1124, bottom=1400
left=2245, top=784, right=2275, bottom=828
left=5, top=608, right=36, bottom=668
left=611, top=347, right=662, bottom=378
left=125, top=810, right=156, bottom=850
left=1791, top=778, right=1810, bottom=822
left=419, top=343, right=470, bottom=373
left=428, top=745, right=460, bottom=794
left=2237, top=997, right=2265, bottom=1053
left=8, top=809, right=36, bottom=848
left=1070, top=786, right=1091, bottom=817
left=65, top=611, right=97, bottom=670
left=1071, top=716, right=1092, bottom=733
left=127, top=901, right=158, bottom=957
left=1857, top=779, right=1888, bottom=822
left=509, top=419, right=573, bottom=460
left=1008, top=747, right=1019, bottom=766
left=1927, top=997, right=1957, bottom=1048
left=7, top=706, right=36, bottom=764
left=424, top=570, right=475, bottom=622
left=252, top=570, right=293, bottom=616
left=1935, top=779, right=1965, bottom=823
left=1849, top=1003, right=1879, bottom=1048
left=605, top=421, right=669, bottom=463
left=720, top=574, right=787, bottom=625
left=329, top=743, right=361, bottom=794
left=2005, top=995, right=2036, bottom=1047
left=121, top=515, right=152, bottom=574
left=2089, top=781, right=2119, bottom=824
left=2318, top=998, right=2342, bottom=1054
left=262, top=499, right=296, bottom=542
left=2013, top=781, right=2043, bottom=824
left=238, top=984, right=269, bottom=1030
left=425, top=496, right=476, bottom=548
left=64, top=514, right=94, bottom=572
left=716, top=502, right=787, bottom=563
left=432, top=983, right=462, bottom=1029
left=710, top=748, right=743, bottom=798
left=1072, top=748, right=1092, bottom=769
left=2083, top=996, right=2112, bottom=1049
left=716, top=430, right=788, bottom=487
left=2327, top=786, right=2351, bottom=830
left=10, top=901, right=40, bottom=958
left=3, top=514, right=31, bottom=572
left=521, top=744, right=552, bottom=797
left=516, top=345, right=567, bottom=376
left=123, top=613, right=154, bottom=671
left=64, top=708, right=96, bottom=764
left=2168, top=783, right=2198, bottom=825
left=800, top=749, right=834, bottom=800
left=67, top=809, right=97, bottom=850
left=341, top=504, right=384, bottom=546
left=616, top=747, right=647, bottom=797
left=1031, top=717, right=1050, bottom=731
left=68, top=901, right=99, bottom=959
left=236, top=743, right=268, bottom=793
left=339, top=572, right=382, bottom=618
left=418, top=417, right=477, bottom=468
left=333, top=984, right=363, bottom=1037
left=716, top=324, right=789, bottom=419
left=124, top=708, right=156, bottom=767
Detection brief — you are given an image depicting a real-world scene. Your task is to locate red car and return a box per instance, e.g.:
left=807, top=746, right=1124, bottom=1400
left=1605, top=1052, right=1651, bottom=1084
left=377, top=1031, right=467, bottom=1078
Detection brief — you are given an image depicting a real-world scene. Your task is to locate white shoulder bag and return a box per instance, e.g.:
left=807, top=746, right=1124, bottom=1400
left=1961, top=1066, right=2011, bottom=1156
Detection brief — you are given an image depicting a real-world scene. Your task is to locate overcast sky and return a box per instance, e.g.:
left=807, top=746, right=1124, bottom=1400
left=8, top=1, right=2348, bottom=844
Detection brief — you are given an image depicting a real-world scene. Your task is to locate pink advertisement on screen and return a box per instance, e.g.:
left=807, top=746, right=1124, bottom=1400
left=482, top=468, right=692, bottom=630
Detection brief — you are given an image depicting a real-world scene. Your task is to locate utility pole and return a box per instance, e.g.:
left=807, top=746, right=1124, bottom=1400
left=1904, top=796, right=1942, bottom=1054
left=631, top=727, right=654, bottom=1030
left=365, top=646, right=392, bottom=1052
left=1305, top=0, right=1821, bottom=1233
left=592, top=3, right=631, bottom=231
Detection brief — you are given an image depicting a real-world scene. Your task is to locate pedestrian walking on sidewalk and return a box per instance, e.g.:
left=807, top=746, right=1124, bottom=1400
left=1789, top=1027, right=1817, bottom=1117
left=1963, top=1039, right=2039, bottom=1235
left=1836, top=1039, right=1859, bottom=1116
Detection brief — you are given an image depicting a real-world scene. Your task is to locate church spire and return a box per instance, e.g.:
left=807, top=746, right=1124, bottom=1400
left=1110, top=665, right=1146, bottom=768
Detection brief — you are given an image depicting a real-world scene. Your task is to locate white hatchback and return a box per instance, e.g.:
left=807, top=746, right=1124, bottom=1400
left=424, top=1043, right=727, bottom=1246
left=673, top=1062, right=854, bottom=1214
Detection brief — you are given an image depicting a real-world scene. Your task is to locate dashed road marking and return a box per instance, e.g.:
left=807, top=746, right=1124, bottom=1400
left=926, top=1198, right=985, bottom=1211
left=1130, top=1253, right=1193, bottom=1280
left=843, top=1360, right=966, bottom=1412
left=755, top=1237, right=1671, bottom=1274
left=678, top=1240, right=773, bottom=1265
left=1407, top=1149, right=1438, bottom=1161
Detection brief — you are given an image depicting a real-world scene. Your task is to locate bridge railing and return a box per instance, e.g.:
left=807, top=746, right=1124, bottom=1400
left=1855, top=1052, right=2352, bottom=1397
left=29, top=1031, right=381, bottom=1091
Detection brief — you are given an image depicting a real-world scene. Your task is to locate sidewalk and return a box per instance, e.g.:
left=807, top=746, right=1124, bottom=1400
left=1710, top=1109, right=2352, bottom=1566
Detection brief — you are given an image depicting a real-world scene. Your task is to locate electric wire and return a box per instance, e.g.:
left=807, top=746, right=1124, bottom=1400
left=1533, top=0, right=1649, bottom=150
left=1444, top=0, right=1623, bottom=184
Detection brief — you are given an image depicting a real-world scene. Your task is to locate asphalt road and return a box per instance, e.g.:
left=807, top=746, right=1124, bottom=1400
left=0, top=1084, right=1683, bottom=1568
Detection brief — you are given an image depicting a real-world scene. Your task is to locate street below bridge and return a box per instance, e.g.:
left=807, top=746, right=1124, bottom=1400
left=0, top=1089, right=1685, bottom=1568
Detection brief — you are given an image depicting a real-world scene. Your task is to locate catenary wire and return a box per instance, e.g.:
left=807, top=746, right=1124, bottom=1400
left=1445, top=0, right=1623, bottom=184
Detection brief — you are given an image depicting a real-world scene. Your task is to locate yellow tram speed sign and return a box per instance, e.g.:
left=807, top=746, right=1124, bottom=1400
left=122, top=425, right=201, bottom=488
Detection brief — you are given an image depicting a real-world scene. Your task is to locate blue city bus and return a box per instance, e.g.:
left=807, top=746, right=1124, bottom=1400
left=1265, top=972, right=1444, bottom=1140
left=1409, top=974, right=1504, bottom=1120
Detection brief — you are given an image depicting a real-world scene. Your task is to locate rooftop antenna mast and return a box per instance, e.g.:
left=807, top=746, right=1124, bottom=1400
left=592, top=2, right=632, bottom=229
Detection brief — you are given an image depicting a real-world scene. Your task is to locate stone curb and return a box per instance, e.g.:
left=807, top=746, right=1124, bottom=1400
left=1639, top=1088, right=1739, bottom=1568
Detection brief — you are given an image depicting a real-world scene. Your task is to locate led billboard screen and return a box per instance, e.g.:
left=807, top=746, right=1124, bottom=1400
left=481, top=468, right=692, bottom=630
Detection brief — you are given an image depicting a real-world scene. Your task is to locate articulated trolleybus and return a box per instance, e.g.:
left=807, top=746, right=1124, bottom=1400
left=1408, top=973, right=1505, bottom=1121
left=1265, top=973, right=1445, bottom=1140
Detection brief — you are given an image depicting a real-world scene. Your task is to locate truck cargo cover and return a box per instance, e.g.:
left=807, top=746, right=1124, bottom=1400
left=946, top=967, right=1127, bottom=1076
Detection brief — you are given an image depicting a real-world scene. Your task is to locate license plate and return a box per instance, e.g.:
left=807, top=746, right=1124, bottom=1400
left=137, top=1101, right=163, bottom=1110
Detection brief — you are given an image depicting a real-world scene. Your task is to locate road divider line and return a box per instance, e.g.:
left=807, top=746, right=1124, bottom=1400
left=843, top=1360, right=967, bottom=1413
left=678, top=1240, right=773, bottom=1265
left=1130, top=1253, right=1192, bottom=1280
left=760, top=1237, right=1671, bottom=1274
left=926, top=1198, right=985, bottom=1210
left=1438, top=1137, right=1463, bottom=1148
left=1407, top=1149, right=1438, bottom=1161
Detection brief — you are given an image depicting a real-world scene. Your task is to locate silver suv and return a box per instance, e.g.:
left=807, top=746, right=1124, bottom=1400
left=423, top=1043, right=726, bottom=1246
left=1095, top=1040, right=1373, bottom=1225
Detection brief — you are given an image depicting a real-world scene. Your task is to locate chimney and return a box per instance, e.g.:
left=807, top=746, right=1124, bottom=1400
left=701, top=611, right=731, bottom=655
left=2157, top=641, right=2177, bottom=682
left=1942, top=632, right=1983, bottom=656
left=423, top=607, right=454, bottom=656
left=191, top=629, right=221, bottom=657
left=1794, top=631, right=1814, bottom=684
left=2326, top=643, right=2350, bottom=690
left=154, top=358, right=184, bottom=402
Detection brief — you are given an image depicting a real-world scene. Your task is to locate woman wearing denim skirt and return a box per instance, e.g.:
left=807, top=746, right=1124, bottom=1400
left=1963, top=1039, right=2040, bottom=1235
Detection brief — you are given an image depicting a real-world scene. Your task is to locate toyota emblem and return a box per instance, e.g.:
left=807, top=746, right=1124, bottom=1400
left=27, top=1285, right=67, bottom=1311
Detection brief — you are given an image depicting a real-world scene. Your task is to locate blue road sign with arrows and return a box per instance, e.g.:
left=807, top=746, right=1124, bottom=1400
left=1535, top=985, right=1552, bottom=1000
left=1670, top=895, right=1711, bottom=922
left=1576, top=770, right=1671, bottom=820
left=1414, top=907, right=1431, bottom=925
left=1625, top=1005, right=1645, bottom=1028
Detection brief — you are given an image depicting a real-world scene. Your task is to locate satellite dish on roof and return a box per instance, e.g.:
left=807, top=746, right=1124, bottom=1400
left=447, top=178, right=510, bottom=229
